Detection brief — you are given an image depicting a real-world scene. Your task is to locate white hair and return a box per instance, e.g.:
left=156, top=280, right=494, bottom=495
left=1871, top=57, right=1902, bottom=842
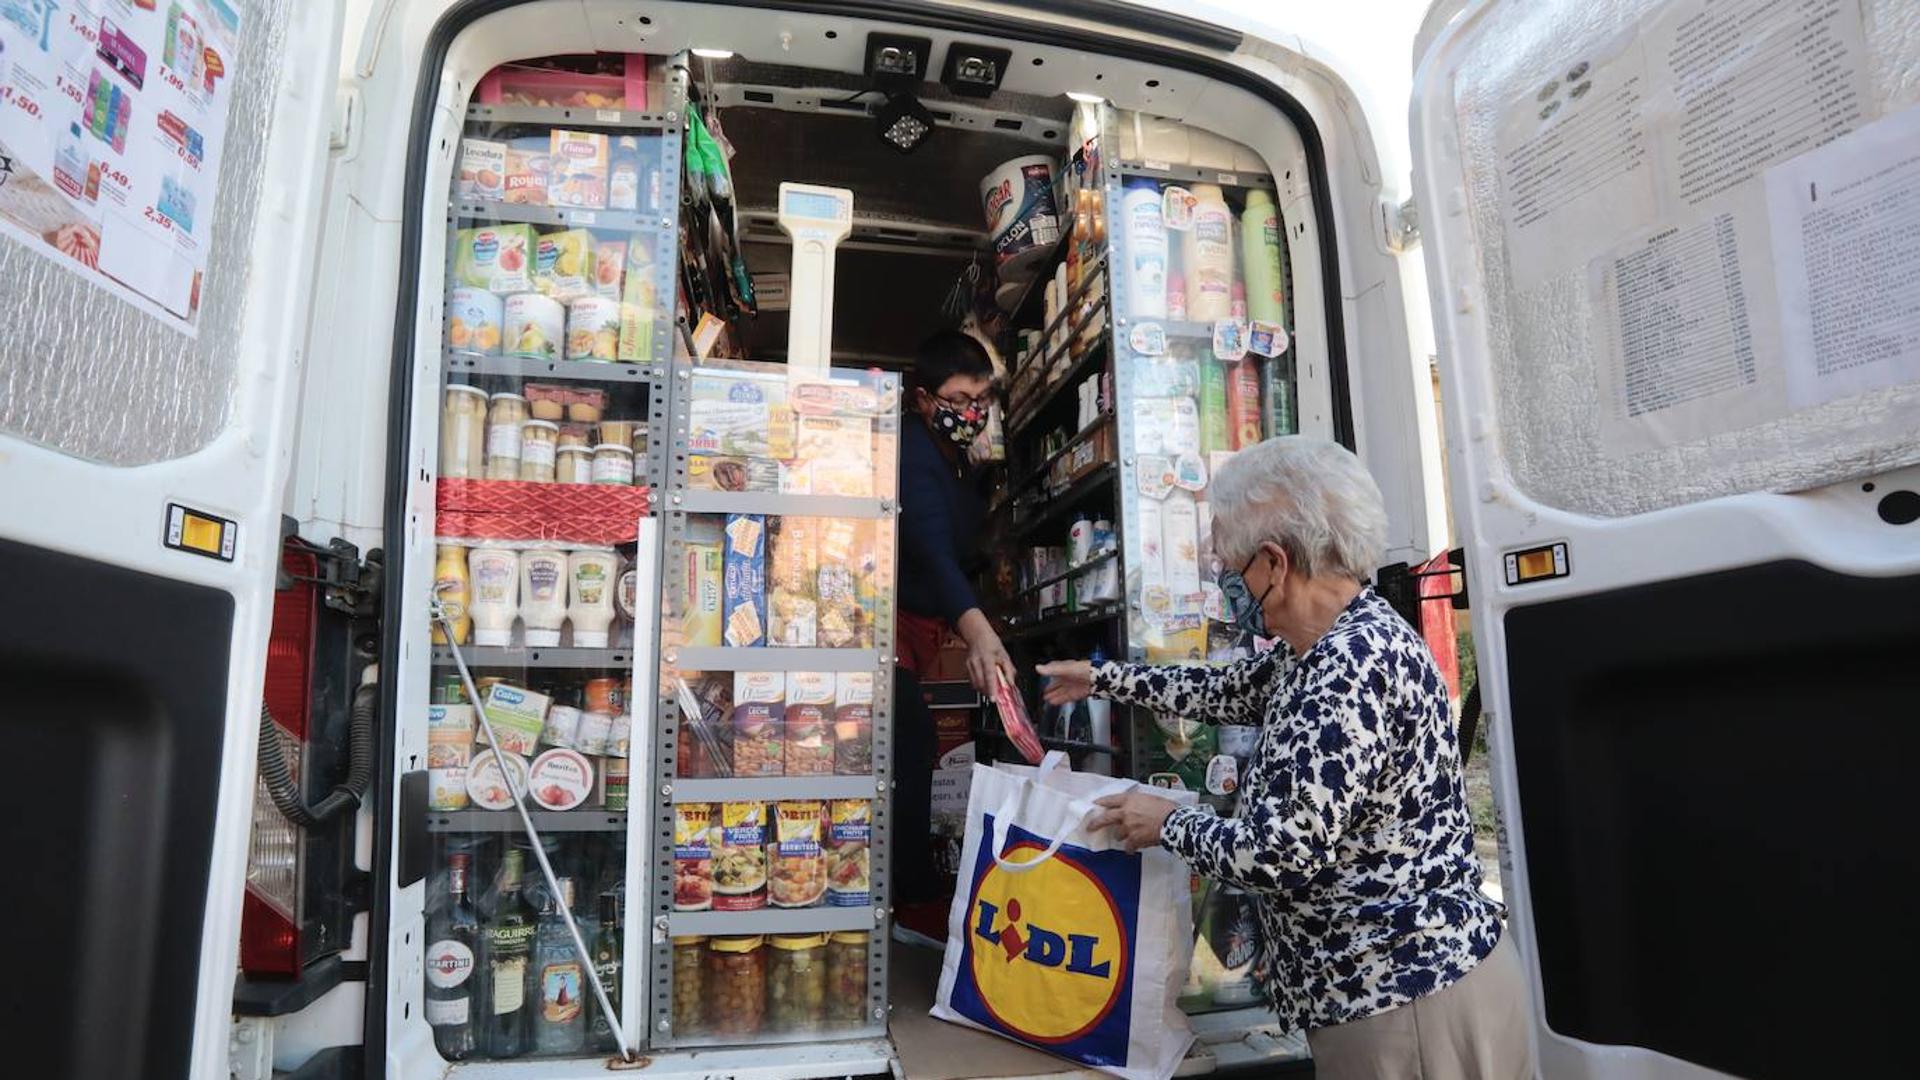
left=1209, top=436, right=1389, bottom=583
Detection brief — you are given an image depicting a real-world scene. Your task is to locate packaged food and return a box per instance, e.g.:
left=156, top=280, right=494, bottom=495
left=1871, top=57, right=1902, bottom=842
left=568, top=387, right=606, bottom=423
left=826, top=800, right=871, bottom=907
left=767, top=517, right=820, bottom=647
left=683, top=543, right=723, bottom=647
left=704, top=936, right=766, bottom=1035
left=722, top=514, right=767, bottom=647
left=477, top=683, right=549, bottom=757
left=767, top=934, right=828, bottom=1032
left=534, top=228, right=596, bottom=301
left=609, top=135, right=645, bottom=211
left=555, top=446, right=592, bottom=484
left=478, top=59, right=645, bottom=110
left=483, top=392, right=527, bottom=479
left=547, top=129, right=609, bottom=209
left=447, top=287, right=503, bottom=355
left=529, top=748, right=593, bottom=810
left=597, top=755, right=628, bottom=810
left=688, top=372, right=791, bottom=458
left=768, top=801, right=828, bottom=908
left=503, top=136, right=550, bottom=205
left=590, top=239, right=626, bottom=300
left=426, top=704, right=474, bottom=811
left=466, top=748, right=530, bottom=811
left=606, top=712, right=630, bottom=758
left=795, top=415, right=875, bottom=497
left=676, top=674, right=732, bottom=778
left=730, top=672, right=784, bottom=777
left=590, top=443, right=633, bottom=485
left=566, top=296, right=621, bottom=360
left=577, top=678, right=615, bottom=755
left=673, top=802, right=716, bottom=911
left=783, top=671, right=835, bottom=776
left=597, top=419, right=634, bottom=446
left=630, top=422, right=649, bottom=459
left=540, top=699, right=582, bottom=748
left=816, top=519, right=875, bottom=649
left=826, top=932, right=868, bottom=1026
left=618, top=301, right=655, bottom=364
left=457, top=138, right=507, bottom=201
left=690, top=454, right=779, bottom=492
left=711, top=801, right=769, bottom=911
left=524, top=382, right=566, bottom=421
left=504, top=293, right=564, bottom=359
left=556, top=423, right=592, bottom=450
left=455, top=225, right=534, bottom=293
left=440, top=385, right=489, bottom=479
left=832, top=672, right=874, bottom=775
left=671, top=936, right=706, bottom=1034
left=519, top=419, right=558, bottom=482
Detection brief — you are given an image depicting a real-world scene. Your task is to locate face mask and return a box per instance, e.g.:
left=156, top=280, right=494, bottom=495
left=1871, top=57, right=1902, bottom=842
left=1222, top=550, right=1278, bottom=638
left=931, top=401, right=988, bottom=447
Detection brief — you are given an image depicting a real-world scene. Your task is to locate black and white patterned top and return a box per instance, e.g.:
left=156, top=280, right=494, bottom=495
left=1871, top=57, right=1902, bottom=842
left=1092, top=586, right=1502, bottom=1031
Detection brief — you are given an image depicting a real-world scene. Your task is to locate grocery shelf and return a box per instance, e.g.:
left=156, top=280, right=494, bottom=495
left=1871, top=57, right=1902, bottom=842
left=670, top=489, right=892, bottom=519
left=443, top=351, right=660, bottom=384
left=919, top=679, right=981, bottom=708
left=1001, top=602, right=1124, bottom=643
left=427, top=809, right=627, bottom=833
left=430, top=644, right=635, bottom=670
left=464, top=103, right=677, bottom=131
left=451, top=198, right=666, bottom=233
left=1013, top=462, right=1118, bottom=539
left=667, top=776, right=884, bottom=803
left=1007, top=337, right=1108, bottom=440
left=670, top=645, right=891, bottom=672
left=1112, top=160, right=1276, bottom=189
left=667, top=906, right=880, bottom=936
left=1015, top=549, right=1119, bottom=601
left=998, top=221, right=1076, bottom=320
left=975, top=728, right=1112, bottom=755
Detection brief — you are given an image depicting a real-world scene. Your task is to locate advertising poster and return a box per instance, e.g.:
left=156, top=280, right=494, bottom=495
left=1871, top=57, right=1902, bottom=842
left=0, top=0, right=244, bottom=333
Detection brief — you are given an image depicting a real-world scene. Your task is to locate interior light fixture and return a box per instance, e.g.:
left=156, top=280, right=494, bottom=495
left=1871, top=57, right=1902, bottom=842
left=1066, top=91, right=1105, bottom=104
left=864, top=33, right=932, bottom=90
left=941, top=43, right=1012, bottom=98
left=875, top=91, right=935, bottom=153
left=690, top=47, right=736, bottom=59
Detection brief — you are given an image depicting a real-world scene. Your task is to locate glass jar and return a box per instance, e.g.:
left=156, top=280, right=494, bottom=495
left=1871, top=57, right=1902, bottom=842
left=671, top=936, right=705, bottom=1036
left=519, top=419, right=559, bottom=482
left=766, top=934, right=828, bottom=1033
left=704, top=935, right=766, bottom=1036
left=826, top=931, right=868, bottom=1027
left=631, top=422, right=650, bottom=460
left=439, top=384, right=489, bottom=479
left=556, top=445, right=593, bottom=484
left=591, top=443, right=633, bottom=485
left=484, top=392, right=528, bottom=479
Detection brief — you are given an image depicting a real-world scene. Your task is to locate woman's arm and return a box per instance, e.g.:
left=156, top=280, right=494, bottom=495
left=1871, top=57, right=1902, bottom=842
left=1089, top=649, right=1292, bottom=727
left=1157, top=638, right=1390, bottom=893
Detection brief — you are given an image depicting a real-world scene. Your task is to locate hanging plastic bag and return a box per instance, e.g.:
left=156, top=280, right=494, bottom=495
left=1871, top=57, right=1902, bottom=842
left=933, top=753, right=1199, bottom=1080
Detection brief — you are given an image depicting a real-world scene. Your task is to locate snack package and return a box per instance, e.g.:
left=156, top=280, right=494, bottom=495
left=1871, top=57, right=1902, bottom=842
left=504, top=136, right=551, bottom=205
left=690, top=455, right=779, bottom=492
left=767, top=517, right=820, bottom=648
left=769, top=800, right=829, bottom=908
left=454, top=225, right=535, bottom=294
left=795, top=415, right=875, bottom=497
left=684, top=542, right=724, bottom=647
left=832, top=672, right=874, bottom=775
left=673, top=802, right=716, bottom=910
left=548, top=128, right=610, bottom=209
left=534, top=228, right=596, bottom=301
left=816, top=518, right=875, bottom=648
left=826, top=800, right=872, bottom=907
left=476, top=683, right=549, bottom=758
left=457, top=138, right=507, bottom=201
left=688, top=372, right=794, bottom=458
left=722, top=514, right=767, bottom=647
left=594, top=239, right=627, bottom=299
left=712, top=801, right=769, bottom=911
left=783, top=671, right=835, bottom=775
left=731, top=671, right=784, bottom=776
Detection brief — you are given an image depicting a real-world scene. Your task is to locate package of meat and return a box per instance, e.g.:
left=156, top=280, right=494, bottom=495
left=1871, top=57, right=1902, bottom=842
left=991, top=675, right=1045, bottom=763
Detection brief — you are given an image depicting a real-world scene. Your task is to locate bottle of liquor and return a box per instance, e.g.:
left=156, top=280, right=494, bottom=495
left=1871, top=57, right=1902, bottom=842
left=588, top=891, right=622, bottom=1051
left=425, top=853, right=481, bottom=1059
left=532, top=877, right=587, bottom=1054
left=481, top=848, right=534, bottom=1059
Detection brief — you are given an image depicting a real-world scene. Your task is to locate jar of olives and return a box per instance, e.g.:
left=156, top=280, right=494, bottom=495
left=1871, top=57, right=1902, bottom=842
left=767, top=934, right=828, bottom=1032
left=671, top=936, right=706, bottom=1035
left=704, top=935, right=766, bottom=1035
left=826, top=931, right=869, bottom=1027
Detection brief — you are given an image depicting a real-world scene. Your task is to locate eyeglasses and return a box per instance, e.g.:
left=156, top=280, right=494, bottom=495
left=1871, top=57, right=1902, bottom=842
left=934, top=389, right=991, bottom=412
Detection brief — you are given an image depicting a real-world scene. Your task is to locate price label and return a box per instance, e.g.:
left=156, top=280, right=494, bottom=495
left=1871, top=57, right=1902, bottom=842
left=69, top=13, right=99, bottom=45
left=595, top=109, right=621, bottom=123
left=571, top=210, right=597, bottom=225
left=55, top=76, right=84, bottom=107
left=2, top=87, right=43, bottom=120
left=143, top=206, right=175, bottom=231
left=100, top=165, right=131, bottom=188
left=163, top=70, right=188, bottom=94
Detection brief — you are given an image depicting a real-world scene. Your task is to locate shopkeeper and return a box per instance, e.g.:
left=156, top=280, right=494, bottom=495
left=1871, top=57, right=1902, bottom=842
left=891, top=331, right=1017, bottom=945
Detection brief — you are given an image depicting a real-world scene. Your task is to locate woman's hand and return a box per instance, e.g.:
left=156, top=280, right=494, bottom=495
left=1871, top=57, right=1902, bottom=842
left=966, top=631, right=1017, bottom=694
left=1037, top=660, right=1095, bottom=705
left=1087, top=791, right=1179, bottom=852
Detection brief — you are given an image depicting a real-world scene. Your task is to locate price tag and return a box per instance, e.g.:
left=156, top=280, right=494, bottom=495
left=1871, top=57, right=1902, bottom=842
left=571, top=210, right=597, bottom=225
left=1249, top=320, right=1289, bottom=357
left=595, top=109, right=621, bottom=123
left=1143, top=159, right=1173, bottom=172
left=1216, top=172, right=1240, bottom=186
left=1128, top=321, right=1168, bottom=356
left=1212, top=319, right=1249, bottom=361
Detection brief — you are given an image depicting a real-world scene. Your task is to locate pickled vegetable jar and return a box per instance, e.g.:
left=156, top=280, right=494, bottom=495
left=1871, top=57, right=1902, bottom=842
left=766, top=934, right=827, bottom=1032
left=826, top=931, right=868, bottom=1026
left=671, top=936, right=705, bottom=1035
left=704, top=935, right=766, bottom=1035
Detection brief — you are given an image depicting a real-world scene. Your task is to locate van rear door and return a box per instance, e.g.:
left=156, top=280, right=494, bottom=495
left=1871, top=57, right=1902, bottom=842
left=1412, top=1, right=1919, bottom=1076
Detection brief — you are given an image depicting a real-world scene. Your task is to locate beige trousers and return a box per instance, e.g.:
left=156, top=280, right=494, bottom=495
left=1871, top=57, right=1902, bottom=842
left=1306, top=931, right=1536, bottom=1080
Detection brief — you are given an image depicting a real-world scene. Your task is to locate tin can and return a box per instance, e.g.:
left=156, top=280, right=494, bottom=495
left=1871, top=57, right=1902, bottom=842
left=447, top=287, right=503, bottom=355
left=504, top=292, right=564, bottom=360
left=566, top=296, right=622, bottom=360
left=597, top=756, right=629, bottom=810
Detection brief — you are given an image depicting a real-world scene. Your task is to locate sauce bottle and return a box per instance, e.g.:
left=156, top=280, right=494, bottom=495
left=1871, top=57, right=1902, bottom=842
left=432, top=544, right=472, bottom=644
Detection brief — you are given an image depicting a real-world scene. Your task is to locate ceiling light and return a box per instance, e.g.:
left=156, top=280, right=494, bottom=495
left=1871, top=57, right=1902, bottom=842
left=875, top=92, right=934, bottom=153
left=1067, top=91, right=1105, bottom=104
left=691, top=48, right=735, bottom=59
left=941, top=43, right=1011, bottom=98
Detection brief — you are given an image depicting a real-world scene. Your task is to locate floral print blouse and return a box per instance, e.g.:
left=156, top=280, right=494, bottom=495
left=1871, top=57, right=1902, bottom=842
left=1092, top=586, right=1503, bottom=1031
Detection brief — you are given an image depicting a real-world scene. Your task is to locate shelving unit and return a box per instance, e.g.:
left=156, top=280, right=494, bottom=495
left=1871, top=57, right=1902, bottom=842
left=443, top=350, right=660, bottom=383
left=428, top=810, right=629, bottom=833
left=430, top=644, right=637, bottom=670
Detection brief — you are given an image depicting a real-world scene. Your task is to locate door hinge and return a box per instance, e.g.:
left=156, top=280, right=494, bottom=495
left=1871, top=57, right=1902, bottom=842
left=1385, top=197, right=1420, bottom=252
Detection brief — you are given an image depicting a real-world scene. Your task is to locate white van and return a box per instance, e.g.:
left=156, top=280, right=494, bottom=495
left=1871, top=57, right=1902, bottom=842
left=2, top=1, right=1913, bottom=1078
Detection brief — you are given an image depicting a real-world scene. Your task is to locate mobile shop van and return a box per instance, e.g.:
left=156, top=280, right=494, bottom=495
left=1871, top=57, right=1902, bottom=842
left=1, top=1, right=1913, bottom=1079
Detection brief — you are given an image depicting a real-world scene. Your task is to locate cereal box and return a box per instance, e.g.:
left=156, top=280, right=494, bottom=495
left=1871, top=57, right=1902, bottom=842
left=457, top=138, right=507, bottom=201
left=454, top=225, right=534, bottom=294
left=476, top=683, right=549, bottom=758
left=731, top=673, right=784, bottom=778
left=767, top=517, right=820, bottom=648
left=534, top=228, right=596, bottom=301
left=503, top=136, right=551, bottom=205
left=548, top=129, right=610, bottom=209
left=684, top=542, right=723, bottom=647
left=722, top=514, right=767, bottom=647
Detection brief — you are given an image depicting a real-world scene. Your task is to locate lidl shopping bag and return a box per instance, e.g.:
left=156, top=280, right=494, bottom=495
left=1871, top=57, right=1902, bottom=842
left=932, top=753, right=1199, bottom=1080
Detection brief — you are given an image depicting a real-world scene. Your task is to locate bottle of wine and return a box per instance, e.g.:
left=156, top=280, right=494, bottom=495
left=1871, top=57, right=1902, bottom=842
left=532, top=877, right=587, bottom=1054
left=481, top=848, right=534, bottom=1059
left=588, top=891, right=622, bottom=1051
left=424, top=853, right=480, bottom=1060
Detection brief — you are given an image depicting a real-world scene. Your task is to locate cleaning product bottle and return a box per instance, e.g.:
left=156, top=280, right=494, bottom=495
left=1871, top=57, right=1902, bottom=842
left=1241, top=188, right=1287, bottom=326
left=1085, top=647, right=1113, bottom=775
left=1121, top=177, right=1167, bottom=320
left=1182, top=183, right=1233, bottom=321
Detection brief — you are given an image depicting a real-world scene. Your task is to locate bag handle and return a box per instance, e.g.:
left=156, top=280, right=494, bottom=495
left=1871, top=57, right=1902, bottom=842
left=987, top=776, right=1135, bottom=873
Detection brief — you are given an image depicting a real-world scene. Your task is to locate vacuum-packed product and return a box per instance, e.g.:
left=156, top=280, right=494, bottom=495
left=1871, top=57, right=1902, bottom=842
left=769, top=800, right=828, bottom=908
left=711, top=801, right=769, bottom=911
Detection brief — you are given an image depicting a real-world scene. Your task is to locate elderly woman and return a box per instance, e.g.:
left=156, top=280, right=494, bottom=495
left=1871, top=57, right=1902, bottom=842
left=1038, top=436, right=1531, bottom=1080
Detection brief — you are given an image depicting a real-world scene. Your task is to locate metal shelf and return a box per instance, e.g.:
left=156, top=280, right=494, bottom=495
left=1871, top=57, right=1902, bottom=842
left=1114, top=160, right=1276, bottom=189
left=671, top=490, right=892, bottom=519
left=1001, top=603, right=1124, bottom=643
left=430, top=644, right=634, bottom=670
left=443, top=351, right=661, bottom=384
left=669, top=646, right=890, bottom=672
left=1008, top=337, right=1109, bottom=440
left=667, top=776, right=883, bottom=803
left=428, top=809, right=628, bottom=833
left=1015, top=549, right=1119, bottom=601
left=918, top=680, right=981, bottom=708
left=451, top=198, right=667, bottom=233
left=1013, top=462, right=1118, bottom=539
left=1005, top=412, right=1113, bottom=505
left=667, top=907, right=879, bottom=936
left=464, top=103, right=677, bottom=131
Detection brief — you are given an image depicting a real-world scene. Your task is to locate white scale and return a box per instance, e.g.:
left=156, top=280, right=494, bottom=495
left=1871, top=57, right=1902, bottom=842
left=776, top=181, right=854, bottom=374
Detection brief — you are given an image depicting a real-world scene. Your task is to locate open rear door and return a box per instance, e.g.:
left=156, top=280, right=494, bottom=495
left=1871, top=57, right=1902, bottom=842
left=1412, top=2, right=1919, bottom=1077
left=0, top=3, right=345, bottom=1078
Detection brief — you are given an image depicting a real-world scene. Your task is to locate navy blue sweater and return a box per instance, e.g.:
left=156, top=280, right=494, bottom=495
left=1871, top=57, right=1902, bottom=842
left=897, top=420, right=984, bottom=623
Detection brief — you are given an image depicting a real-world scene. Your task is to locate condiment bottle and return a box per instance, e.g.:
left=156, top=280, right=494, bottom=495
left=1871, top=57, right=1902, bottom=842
left=431, top=544, right=472, bottom=644
left=466, top=548, right=519, bottom=646
left=518, top=549, right=568, bottom=647
left=567, top=549, right=618, bottom=647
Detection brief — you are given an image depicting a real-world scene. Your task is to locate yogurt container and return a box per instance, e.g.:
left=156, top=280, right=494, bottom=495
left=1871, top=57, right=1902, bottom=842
left=504, top=292, right=564, bottom=359
left=566, top=296, right=622, bottom=360
left=447, top=287, right=504, bottom=355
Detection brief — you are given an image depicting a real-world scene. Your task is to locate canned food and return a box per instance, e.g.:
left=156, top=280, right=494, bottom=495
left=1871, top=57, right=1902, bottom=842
left=566, top=296, right=622, bottom=360
left=447, top=287, right=503, bottom=355
left=504, top=292, right=564, bottom=360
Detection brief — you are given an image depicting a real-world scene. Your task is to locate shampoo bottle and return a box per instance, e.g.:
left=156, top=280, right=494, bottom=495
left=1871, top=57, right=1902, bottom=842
left=1241, top=188, right=1286, bottom=326
left=1121, top=177, right=1167, bottom=320
left=1182, top=183, right=1233, bottom=321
